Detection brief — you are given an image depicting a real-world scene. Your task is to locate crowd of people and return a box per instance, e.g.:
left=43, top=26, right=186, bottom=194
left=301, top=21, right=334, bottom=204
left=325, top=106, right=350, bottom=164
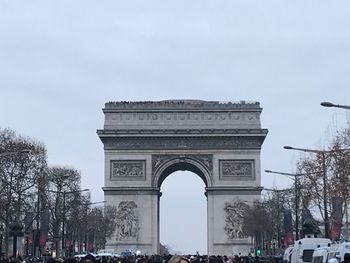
left=0, top=254, right=283, bottom=263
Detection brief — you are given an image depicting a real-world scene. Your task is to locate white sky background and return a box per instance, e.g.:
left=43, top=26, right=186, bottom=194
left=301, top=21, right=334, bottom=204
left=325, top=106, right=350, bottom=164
left=1, top=0, right=350, bottom=255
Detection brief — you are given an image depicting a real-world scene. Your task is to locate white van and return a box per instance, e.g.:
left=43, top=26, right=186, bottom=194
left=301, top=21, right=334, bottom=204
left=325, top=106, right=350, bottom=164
left=312, top=247, right=330, bottom=263
left=328, top=242, right=350, bottom=263
left=338, top=242, right=350, bottom=263
left=291, top=238, right=332, bottom=263
left=97, top=249, right=116, bottom=256
left=326, top=243, right=340, bottom=263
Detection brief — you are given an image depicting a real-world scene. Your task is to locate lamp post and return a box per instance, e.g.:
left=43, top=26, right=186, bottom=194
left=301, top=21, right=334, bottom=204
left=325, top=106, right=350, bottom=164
left=0, top=223, right=4, bottom=258
left=265, top=170, right=305, bottom=240
left=284, top=146, right=336, bottom=238
left=284, top=146, right=350, bottom=239
left=272, top=237, right=277, bottom=256
left=321, top=102, right=350, bottom=110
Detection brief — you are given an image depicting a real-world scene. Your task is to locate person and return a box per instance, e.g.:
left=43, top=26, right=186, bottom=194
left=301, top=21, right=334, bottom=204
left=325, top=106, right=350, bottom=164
left=167, top=256, right=190, bottom=263
left=46, top=258, right=56, bottom=263
left=329, top=259, right=338, bottom=263
left=343, top=254, right=350, bottom=263
left=83, top=255, right=96, bottom=263
left=64, top=259, right=77, bottom=263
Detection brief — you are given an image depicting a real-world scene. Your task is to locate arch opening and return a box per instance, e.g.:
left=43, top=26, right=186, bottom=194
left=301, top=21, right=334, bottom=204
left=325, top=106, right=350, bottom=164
left=155, top=158, right=211, bottom=188
left=160, top=170, right=207, bottom=255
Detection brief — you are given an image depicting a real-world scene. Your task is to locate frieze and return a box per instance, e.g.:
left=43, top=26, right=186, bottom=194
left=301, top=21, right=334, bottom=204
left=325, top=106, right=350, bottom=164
left=219, top=160, right=255, bottom=180
left=98, top=128, right=268, bottom=135
left=104, top=112, right=261, bottom=127
left=102, top=137, right=265, bottom=150
left=152, top=154, right=213, bottom=176
left=105, top=112, right=253, bottom=122
left=110, top=160, right=146, bottom=180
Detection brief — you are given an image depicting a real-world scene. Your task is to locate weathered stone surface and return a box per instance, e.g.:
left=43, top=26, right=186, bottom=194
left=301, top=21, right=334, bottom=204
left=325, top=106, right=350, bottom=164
left=97, top=100, right=268, bottom=255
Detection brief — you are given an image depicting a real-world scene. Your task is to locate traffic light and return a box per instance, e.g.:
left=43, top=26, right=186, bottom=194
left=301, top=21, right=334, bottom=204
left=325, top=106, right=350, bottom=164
left=255, top=248, right=261, bottom=255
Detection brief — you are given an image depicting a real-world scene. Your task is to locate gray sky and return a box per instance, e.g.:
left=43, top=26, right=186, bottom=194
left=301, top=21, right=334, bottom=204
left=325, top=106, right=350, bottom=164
left=1, top=0, right=350, bottom=255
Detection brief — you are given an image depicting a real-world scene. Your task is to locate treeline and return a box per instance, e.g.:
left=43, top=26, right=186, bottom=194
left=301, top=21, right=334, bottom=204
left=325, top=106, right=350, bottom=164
left=239, top=124, right=350, bottom=252
left=0, top=128, right=117, bottom=258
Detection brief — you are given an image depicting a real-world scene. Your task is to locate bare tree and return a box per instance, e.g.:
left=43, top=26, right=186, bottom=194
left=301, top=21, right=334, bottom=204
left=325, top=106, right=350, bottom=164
left=264, top=189, right=294, bottom=247
left=45, top=166, right=84, bottom=255
left=0, top=128, right=47, bottom=257
left=241, top=200, right=275, bottom=253
left=294, top=124, right=350, bottom=239
left=329, top=126, right=350, bottom=237
left=86, top=205, right=117, bottom=251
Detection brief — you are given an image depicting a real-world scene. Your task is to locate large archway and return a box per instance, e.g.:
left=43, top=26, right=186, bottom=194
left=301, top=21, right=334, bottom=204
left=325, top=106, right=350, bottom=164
left=160, top=170, right=207, bottom=255
left=153, top=154, right=211, bottom=188
left=97, top=100, right=267, bottom=255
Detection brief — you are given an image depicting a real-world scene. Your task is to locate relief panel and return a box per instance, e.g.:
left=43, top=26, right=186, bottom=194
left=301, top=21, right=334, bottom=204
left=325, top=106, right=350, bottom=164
left=224, top=202, right=249, bottom=240
left=110, top=160, right=146, bottom=180
left=219, top=160, right=255, bottom=180
left=116, top=201, right=140, bottom=241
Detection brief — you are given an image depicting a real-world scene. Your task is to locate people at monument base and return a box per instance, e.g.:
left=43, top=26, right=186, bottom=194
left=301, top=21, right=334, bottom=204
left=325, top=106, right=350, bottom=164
left=0, top=253, right=283, bottom=263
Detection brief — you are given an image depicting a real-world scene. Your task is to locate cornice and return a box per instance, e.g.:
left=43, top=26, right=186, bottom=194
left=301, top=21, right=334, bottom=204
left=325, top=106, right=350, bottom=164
left=103, top=187, right=160, bottom=191
left=206, top=186, right=263, bottom=191
left=99, top=136, right=266, bottom=150
left=103, top=187, right=161, bottom=196
left=97, top=128, right=268, bottom=137
left=205, top=186, right=263, bottom=195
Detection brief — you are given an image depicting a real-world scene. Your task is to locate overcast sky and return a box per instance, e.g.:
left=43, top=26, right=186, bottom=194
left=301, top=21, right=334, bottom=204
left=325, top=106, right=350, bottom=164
left=1, top=0, right=350, bottom=255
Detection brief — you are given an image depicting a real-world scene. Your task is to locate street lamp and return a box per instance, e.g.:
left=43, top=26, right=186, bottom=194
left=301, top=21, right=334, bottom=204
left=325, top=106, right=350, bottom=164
left=265, top=170, right=304, bottom=240
left=0, top=223, right=4, bottom=257
left=284, top=145, right=350, bottom=239
left=284, top=145, right=330, bottom=238
left=284, top=145, right=350, bottom=238
left=320, top=102, right=350, bottom=110
left=263, top=187, right=292, bottom=192
left=272, top=237, right=277, bottom=256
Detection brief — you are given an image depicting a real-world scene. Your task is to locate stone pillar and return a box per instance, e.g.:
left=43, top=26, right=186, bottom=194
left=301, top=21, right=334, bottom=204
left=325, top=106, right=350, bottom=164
left=104, top=188, right=159, bottom=254
left=207, top=187, right=261, bottom=255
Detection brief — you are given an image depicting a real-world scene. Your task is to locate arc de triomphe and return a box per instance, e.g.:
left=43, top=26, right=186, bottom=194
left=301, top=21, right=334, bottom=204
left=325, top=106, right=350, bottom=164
left=97, top=100, right=268, bottom=255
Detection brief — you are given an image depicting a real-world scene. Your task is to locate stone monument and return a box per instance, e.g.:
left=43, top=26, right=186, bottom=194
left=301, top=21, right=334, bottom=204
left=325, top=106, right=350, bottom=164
left=97, top=100, right=268, bottom=255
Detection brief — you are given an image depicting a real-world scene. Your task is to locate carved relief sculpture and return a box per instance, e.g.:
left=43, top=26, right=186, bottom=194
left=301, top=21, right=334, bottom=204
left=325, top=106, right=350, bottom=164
left=224, top=202, right=248, bottom=239
left=111, top=160, right=145, bottom=180
left=220, top=160, right=255, bottom=180
left=152, top=154, right=213, bottom=176
left=116, top=201, right=140, bottom=240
